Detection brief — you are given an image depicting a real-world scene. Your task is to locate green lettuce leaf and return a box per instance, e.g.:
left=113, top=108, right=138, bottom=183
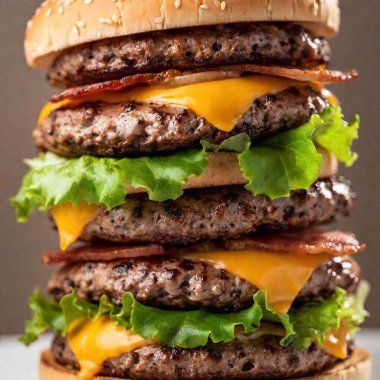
left=285, top=288, right=346, bottom=348
left=252, top=291, right=295, bottom=343
left=21, top=285, right=368, bottom=350
left=11, top=149, right=208, bottom=222
left=127, top=292, right=262, bottom=347
left=341, top=280, right=370, bottom=327
left=210, top=105, right=359, bottom=199
left=313, top=106, right=359, bottom=167
left=239, top=123, right=322, bottom=199
left=19, top=289, right=66, bottom=345
left=201, top=133, right=251, bottom=153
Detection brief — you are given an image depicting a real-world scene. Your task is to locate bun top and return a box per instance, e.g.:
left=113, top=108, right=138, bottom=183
left=25, top=0, right=340, bottom=69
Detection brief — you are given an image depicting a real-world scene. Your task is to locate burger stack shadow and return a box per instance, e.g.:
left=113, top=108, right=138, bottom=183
left=13, top=1, right=372, bottom=379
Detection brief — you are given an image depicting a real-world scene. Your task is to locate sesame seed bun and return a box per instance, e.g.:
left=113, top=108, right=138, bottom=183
left=39, top=347, right=372, bottom=380
left=25, top=0, right=340, bottom=69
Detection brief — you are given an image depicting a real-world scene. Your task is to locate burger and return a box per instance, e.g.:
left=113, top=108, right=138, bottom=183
left=13, top=0, right=371, bottom=379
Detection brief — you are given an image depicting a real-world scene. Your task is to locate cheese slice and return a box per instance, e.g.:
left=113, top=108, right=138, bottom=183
left=39, top=76, right=298, bottom=132
left=51, top=202, right=98, bottom=250
left=185, top=249, right=331, bottom=314
left=68, top=316, right=148, bottom=380
left=320, top=320, right=349, bottom=359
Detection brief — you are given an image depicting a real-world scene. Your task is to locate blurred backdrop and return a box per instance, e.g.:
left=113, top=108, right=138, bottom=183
left=0, top=0, right=379, bottom=334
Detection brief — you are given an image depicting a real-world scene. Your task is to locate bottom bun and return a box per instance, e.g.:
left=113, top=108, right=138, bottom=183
left=39, top=347, right=372, bottom=380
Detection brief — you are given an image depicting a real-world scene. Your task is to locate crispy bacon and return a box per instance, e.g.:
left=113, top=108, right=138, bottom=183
left=224, top=230, right=365, bottom=256
left=50, top=65, right=358, bottom=103
left=43, top=230, right=363, bottom=265
left=50, top=70, right=183, bottom=103
left=42, top=243, right=165, bottom=265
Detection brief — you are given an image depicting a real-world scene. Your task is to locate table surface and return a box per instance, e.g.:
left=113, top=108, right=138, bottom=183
left=0, top=330, right=379, bottom=380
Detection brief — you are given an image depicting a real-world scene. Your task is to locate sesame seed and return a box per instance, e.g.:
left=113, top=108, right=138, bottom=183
left=111, top=14, right=120, bottom=24
left=99, top=17, right=113, bottom=25
left=76, top=20, right=86, bottom=27
left=83, top=0, right=93, bottom=4
left=214, top=0, right=221, bottom=8
left=154, top=16, right=164, bottom=23
left=221, top=1, right=226, bottom=10
left=72, top=25, right=79, bottom=34
left=200, top=4, right=209, bottom=10
left=27, top=20, right=33, bottom=29
left=57, top=6, right=64, bottom=14
left=174, top=0, right=181, bottom=8
left=45, top=8, right=52, bottom=17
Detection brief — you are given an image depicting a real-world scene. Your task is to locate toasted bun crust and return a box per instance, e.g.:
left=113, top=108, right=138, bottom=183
left=25, top=0, right=340, bottom=69
left=124, top=149, right=338, bottom=195
left=39, top=347, right=372, bottom=380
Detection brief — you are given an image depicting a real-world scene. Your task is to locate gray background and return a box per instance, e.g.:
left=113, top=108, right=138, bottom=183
left=0, top=0, right=379, bottom=334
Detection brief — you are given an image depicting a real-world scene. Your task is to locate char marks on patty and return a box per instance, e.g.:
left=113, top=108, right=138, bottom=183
left=51, top=334, right=344, bottom=380
left=77, top=178, right=354, bottom=245
left=48, top=255, right=360, bottom=311
left=48, top=23, right=331, bottom=88
left=35, top=85, right=327, bottom=157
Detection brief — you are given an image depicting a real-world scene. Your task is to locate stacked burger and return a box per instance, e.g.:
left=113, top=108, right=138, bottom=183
left=14, top=0, right=372, bottom=379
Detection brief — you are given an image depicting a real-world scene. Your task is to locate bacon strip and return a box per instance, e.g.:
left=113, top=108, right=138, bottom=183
left=50, top=65, right=358, bottom=103
left=43, top=230, right=363, bottom=265
left=224, top=230, right=365, bottom=256
left=42, top=243, right=165, bottom=265
left=50, top=70, right=182, bottom=103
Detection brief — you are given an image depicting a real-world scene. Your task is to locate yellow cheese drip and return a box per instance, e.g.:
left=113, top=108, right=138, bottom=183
left=39, top=76, right=297, bottom=132
left=320, top=321, right=349, bottom=359
left=51, top=202, right=99, bottom=250
left=68, top=317, right=148, bottom=380
left=186, top=250, right=331, bottom=314
left=38, top=98, right=72, bottom=125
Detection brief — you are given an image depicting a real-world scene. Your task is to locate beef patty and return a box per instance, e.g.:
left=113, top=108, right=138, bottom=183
left=51, top=334, right=343, bottom=379
left=35, top=86, right=326, bottom=157
left=48, top=255, right=359, bottom=311
left=79, top=178, right=354, bottom=245
left=48, top=23, right=331, bottom=88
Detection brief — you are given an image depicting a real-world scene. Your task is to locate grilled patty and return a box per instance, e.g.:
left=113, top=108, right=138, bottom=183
left=79, top=178, right=354, bottom=245
left=35, top=86, right=326, bottom=157
left=51, top=334, right=343, bottom=379
left=48, top=255, right=359, bottom=311
left=48, top=23, right=331, bottom=87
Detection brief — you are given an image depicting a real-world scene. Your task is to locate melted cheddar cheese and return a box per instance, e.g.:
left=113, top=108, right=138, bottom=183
left=185, top=249, right=331, bottom=314
left=320, top=321, right=349, bottom=359
left=40, top=76, right=298, bottom=132
left=68, top=317, right=148, bottom=380
left=51, top=202, right=98, bottom=250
